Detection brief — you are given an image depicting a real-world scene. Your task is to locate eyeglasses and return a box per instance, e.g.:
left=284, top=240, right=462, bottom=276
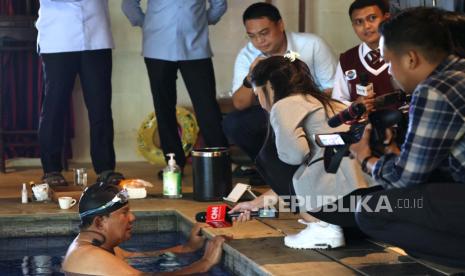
left=80, top=189, right=129, bottom=219
left=246, top=29, right=271, bottom=42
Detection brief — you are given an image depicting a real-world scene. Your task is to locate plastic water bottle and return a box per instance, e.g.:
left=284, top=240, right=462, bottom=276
left=21, top=183, right=28, bottom=204
left=163, top=153, right=182, bottom=198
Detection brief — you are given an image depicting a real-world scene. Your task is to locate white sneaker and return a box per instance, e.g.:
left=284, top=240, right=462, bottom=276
left=284, top=219, right=345, bottom=249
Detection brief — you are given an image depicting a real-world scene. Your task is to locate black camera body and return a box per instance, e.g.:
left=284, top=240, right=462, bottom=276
left=374, top=90, right=411, bottom=110
left=316, top=108, right=408, bottom=173
left=349, top=109, right=406, bottom=156
left=316, top=90, right=411, bottom=173
left=316, top=110, right=405, bottom=146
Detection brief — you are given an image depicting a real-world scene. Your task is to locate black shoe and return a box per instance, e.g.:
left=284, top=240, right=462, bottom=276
left=42, top=172, right=68, bottom=187
left=97, top=170, right=125, bottom=186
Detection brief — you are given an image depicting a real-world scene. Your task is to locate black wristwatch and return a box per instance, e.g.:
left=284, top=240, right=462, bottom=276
left=243, top=76, right=252, bottom=89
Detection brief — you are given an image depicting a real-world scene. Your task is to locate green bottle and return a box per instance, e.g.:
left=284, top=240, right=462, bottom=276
left=163, top=153, right=182, bottom=198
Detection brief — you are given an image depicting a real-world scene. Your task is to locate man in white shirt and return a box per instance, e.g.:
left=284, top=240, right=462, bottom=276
left=223, top=2, right=337, bottom=166
left=36, top=0, right=123, bottom=186
left=331, top=0, right=395, bottom=110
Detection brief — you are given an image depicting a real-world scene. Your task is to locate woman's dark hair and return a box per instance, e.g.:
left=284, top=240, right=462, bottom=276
left=243, top=2, right=282, bottom=24
left=250, top=56, right=336, bottom=116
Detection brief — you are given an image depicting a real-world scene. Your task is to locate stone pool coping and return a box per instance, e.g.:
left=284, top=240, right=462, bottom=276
left=0, top=196, right=285, bottom=275
left=1, top=195, right=463, bottom=275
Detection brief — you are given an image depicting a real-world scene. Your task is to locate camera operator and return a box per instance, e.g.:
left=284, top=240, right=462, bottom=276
left=349, top=7, right=465, bottom=266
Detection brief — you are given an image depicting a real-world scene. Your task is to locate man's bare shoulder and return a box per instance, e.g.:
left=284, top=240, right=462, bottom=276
left=63, top=242, right=141, bottom=275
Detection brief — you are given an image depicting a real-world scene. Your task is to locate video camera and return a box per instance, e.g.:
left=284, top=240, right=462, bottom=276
left=315, top=91, right=410, bottom=173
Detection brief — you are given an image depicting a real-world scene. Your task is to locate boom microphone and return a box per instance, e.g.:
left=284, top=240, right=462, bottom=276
left=195, top=205, right=278, bottom=228
left=327, top=102, right=366, bottom=128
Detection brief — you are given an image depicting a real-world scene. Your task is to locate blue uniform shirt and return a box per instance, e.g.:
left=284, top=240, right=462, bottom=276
left=122, top=0, right=227, bottom=61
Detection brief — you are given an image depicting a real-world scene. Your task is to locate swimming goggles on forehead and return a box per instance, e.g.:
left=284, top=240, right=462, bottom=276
left=80, top=189, right=129, bottom=219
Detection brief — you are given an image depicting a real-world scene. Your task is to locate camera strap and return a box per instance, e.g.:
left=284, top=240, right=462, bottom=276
left=323, top=144, right=350, bottom=174
left=304, top=153, right=324, bottom=167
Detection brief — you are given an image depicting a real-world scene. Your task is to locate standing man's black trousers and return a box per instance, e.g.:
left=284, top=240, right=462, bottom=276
left=39, top=49, right=115, bottom=174
left=144, top=58, right=227, bottom=168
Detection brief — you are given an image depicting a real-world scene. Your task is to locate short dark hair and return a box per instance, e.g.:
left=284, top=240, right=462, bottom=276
left=442, top=11, right=465, bottom=58
left=243, top=2, right=282, bottom=24
left=379, top=7, right=453, bottom=63
left=80, top=213, right=109, bottom=230
left=78, top=183, right=126, bottom=229
left=349, top=0, right=389, bottom=18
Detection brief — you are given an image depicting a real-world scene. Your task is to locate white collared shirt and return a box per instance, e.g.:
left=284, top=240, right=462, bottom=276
left=231, top=32, right=337, bottom=94
left=332, top=43, right=389, bottom=105
left=36, top=0, right=114, bottom=54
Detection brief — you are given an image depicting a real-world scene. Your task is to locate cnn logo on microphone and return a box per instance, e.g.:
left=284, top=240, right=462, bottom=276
left=206, top=205, right=232, bottom=228
left=210, top=206, right=220, bottom=220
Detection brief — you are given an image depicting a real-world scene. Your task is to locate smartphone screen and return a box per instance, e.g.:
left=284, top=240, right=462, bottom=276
left=315, top=134, right=345, bottom=147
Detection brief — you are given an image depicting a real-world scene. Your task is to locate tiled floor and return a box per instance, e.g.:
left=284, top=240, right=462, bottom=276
left=0, top=161, right=463, bottom=275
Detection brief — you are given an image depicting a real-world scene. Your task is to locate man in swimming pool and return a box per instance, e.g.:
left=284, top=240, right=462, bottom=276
left=62, top=182, right=227, bottom=275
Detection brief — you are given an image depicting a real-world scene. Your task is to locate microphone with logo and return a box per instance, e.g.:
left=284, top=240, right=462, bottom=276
left=355, top=72, right=374, bottom=97
left=195, top=205, right=279, bottom=228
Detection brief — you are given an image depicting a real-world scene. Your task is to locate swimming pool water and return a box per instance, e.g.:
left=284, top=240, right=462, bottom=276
left=0, top=231, right=231, bottom=275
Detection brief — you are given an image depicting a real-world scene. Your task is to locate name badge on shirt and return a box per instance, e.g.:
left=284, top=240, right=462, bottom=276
left=345, top=69, right=357, bottom=81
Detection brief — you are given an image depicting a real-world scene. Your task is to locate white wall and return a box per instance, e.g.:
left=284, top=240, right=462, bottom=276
left=306, top=0, right=359, bottom=54
left=70, top=0, right=360, bottom=163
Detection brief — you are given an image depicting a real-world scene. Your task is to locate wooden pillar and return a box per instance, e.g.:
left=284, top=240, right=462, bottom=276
left=265, top=0, right=306, bottom=32
left=299, top=0, right=306, bottom=32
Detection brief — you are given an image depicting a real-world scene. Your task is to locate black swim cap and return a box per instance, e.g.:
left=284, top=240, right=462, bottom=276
left=79, top=182, right=128, bottom=220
